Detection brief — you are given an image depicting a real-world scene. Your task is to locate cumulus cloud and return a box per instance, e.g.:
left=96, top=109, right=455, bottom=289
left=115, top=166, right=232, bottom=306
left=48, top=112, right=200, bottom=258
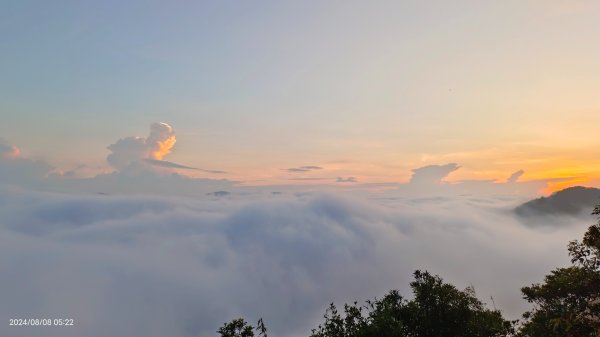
left=107, top=123, right=185, bottom=171
left=0, top=132, right=233, bottom=196
left=107, top=135, right=150, bottom=170
left=409, top=163, right=460, bottom=185
left=105, top=123, right=228, bottom=177
left=146, top=122, right=177, bottom=160
left=0, top=141, right=21, bottom=159
left=0, top=140, right=54, bottom=188
left=389, top=163, right=558, bottom=199
left=0, top=186, right=592, bottom=337
left=507, top=170, right=525, bottom=184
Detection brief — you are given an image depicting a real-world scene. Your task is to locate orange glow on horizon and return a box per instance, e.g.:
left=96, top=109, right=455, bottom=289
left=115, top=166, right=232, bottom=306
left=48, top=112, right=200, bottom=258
left=543, top=177, right=592, bottom=195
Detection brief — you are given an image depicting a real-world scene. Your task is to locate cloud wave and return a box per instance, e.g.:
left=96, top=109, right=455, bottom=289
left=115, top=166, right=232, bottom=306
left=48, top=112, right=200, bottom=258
left=0, top=186, right=591, bottom=337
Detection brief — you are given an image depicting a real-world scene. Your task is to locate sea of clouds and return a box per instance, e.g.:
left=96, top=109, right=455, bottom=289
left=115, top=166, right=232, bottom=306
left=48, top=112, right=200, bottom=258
left=0, top=125, right=596, bottom=336
left=0, top=184, right=593, bottom=337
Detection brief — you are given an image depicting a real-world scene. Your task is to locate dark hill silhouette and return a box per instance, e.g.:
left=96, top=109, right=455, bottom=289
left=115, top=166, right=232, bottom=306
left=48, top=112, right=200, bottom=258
left=515, top=186, right=600, bottom=217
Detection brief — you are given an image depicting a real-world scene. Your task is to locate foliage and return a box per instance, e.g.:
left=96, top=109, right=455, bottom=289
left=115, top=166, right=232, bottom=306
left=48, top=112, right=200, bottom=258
left=518, top=205, right=600, bottom=337
left=309, top=270, right=513, bottom=337
left=217, top=318, right=267, bottom=337
left=218, top=271, right=512, bottom=337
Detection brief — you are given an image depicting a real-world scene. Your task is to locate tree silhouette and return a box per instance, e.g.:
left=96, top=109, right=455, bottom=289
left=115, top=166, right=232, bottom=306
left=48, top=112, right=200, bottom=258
left=217, top=318, right=267, bottom=337
left=309, top=270, right=513, bottom=337
left=217, top=269, right=513, bottom=337
left=518, top=204, right=600, bottom=337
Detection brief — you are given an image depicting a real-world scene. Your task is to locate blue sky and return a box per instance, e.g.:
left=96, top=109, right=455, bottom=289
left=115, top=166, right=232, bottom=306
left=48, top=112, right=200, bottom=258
left=2, top=0, right=600, bottom=186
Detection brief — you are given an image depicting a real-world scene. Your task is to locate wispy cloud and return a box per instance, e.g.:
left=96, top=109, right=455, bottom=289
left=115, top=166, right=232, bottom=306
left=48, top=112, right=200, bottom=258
left=336, top=177, right=357, bottom=183
left=286, top=166, right=323, bottom=173
left=289, top=177, right=329, bottom=181
left=144, top=158, right=227, bottom=174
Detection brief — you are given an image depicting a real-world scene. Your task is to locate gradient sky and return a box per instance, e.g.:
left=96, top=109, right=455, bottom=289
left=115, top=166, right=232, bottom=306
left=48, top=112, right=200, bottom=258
left=2, top=0, right=600, bottom=187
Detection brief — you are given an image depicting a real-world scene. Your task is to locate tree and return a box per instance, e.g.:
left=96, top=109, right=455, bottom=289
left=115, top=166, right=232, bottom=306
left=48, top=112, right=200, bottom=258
left=219, top=271, right=512, bottom=337
left=518, top=204, right=600, bottom=337
left=404, top=271, right=513, bottom=337
left=309, top=270, right=513, bottom=337
left=217, top=318, right=268, bottom=337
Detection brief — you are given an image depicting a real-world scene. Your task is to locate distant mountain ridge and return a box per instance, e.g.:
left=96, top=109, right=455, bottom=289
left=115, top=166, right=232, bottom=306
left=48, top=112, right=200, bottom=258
left=515, top=186, right=600, bottom=217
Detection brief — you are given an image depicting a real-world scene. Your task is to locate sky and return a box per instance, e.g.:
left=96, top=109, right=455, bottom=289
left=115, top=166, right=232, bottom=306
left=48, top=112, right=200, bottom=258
left=2, top=2, right=600, bottom=336
left=2, top=0, right=600, bottom=188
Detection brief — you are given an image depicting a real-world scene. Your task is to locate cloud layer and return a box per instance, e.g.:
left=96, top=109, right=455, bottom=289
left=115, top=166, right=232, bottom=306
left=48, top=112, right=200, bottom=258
left=0, top=185, right=592, bottom=337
